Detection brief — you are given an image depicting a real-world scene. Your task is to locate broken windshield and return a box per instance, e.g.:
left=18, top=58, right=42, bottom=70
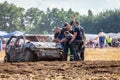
left=25, top=36, right=53, bottom=42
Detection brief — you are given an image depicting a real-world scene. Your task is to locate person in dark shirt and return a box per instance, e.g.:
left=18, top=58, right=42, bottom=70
left=54, top=27, right=64, bottom=47
left=60, top=31, right=73, bottom=61
left=70, top=21, right=86, bottom=61
left=61, top=17, right=76, bottom=61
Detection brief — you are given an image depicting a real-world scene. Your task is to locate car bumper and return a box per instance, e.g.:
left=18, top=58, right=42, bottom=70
left=32, top=48, right=64, bottom=60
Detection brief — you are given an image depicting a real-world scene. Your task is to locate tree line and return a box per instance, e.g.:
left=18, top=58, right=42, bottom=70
left=0, top=1, right=120, bottom=34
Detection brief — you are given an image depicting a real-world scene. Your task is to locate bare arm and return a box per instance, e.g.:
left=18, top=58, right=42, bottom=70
left=82, top=32, right=86, bottom=47
left=59, top=38, right=67, bottom=43
left=70, top=32, right=77, bottom=42
left=83, top=33, right=86, bottom=43
left=72, top=14, right=77, bottom=21
left=70, top=14, right=77, bottom=26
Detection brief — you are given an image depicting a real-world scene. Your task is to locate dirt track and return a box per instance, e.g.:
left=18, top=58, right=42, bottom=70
left=0, top=61, right=120, bottom=80
left=0, top=48, right=120, bottom=80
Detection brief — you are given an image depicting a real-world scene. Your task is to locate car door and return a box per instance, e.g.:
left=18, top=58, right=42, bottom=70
left=6, top=36, right=17, bottom=61
left=13, top=36, right=25, bottom=61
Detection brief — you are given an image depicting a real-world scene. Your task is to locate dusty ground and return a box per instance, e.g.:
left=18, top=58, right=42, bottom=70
left=0, top=61, right=120, bottom=80
left=0, top=48, right=120, bottom=80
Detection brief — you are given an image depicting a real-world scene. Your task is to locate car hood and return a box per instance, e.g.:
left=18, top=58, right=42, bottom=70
left=31, top=42, right=62, bottom=48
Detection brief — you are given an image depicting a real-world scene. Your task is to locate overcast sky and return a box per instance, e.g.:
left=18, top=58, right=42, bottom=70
left=0, top=0, right=120, bottom=15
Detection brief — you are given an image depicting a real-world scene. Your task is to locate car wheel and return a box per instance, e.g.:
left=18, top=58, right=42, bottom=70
left=25, top=50, right=34, bottom=62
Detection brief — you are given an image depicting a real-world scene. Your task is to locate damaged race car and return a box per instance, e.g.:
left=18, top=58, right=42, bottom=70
left=4, top=34, right=64, bottom=62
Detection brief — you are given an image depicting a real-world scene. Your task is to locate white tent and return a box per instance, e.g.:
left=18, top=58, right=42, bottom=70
left=0, top=31, right=8, bottom=37
left=4, top=31, right=24, bottom=38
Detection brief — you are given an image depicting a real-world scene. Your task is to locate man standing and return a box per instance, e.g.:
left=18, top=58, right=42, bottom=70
left=70, top=21, right=86, bottom=61
left=60, top=15, right=75, bottom=61
left=59, top=31, right=73, bottom=61
left=97, top=30, right=107, bottom=48
left=106, top=36, right=112, bottom=47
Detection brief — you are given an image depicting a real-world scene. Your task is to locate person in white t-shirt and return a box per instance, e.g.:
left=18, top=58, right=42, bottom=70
left=96, top=30, right=107, bottom=48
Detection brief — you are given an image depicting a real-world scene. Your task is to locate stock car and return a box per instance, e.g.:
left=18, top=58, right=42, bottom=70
left=4, top=34, right=64, bottom=62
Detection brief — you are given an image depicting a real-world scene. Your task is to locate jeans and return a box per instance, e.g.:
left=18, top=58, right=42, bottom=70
left=80, top=47, right=85, bottom=60
left=71, top=40, right=84, bottom=61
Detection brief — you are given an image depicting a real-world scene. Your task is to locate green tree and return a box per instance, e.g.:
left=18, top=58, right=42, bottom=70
left=1, top=1, right=120, bottom=34
left=0, top=1, right=24, bottom=32
left=25, top=8, right=44, bottom=33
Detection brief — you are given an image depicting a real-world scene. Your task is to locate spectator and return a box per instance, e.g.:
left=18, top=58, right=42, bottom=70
left=106, top=36, right=112, bottom=47
left=89, top=39, right=95, bottom=48
left=96, top=30, right=107, bottom=48
left=112, top=38, right=120, bottom=47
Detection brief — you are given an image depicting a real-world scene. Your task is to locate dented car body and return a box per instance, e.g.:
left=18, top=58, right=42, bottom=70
left=4, top=34, right=64, bottom=62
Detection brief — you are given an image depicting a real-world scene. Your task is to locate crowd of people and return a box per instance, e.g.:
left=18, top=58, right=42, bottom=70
left=53, top=14, right=86, bottom=61
left=53, top=14, right=120, bottom=61
left=86, top=30, right=120, bottom=48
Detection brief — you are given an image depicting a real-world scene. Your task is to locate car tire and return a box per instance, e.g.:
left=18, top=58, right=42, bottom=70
left=25, top=50, right=34, bottom=62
